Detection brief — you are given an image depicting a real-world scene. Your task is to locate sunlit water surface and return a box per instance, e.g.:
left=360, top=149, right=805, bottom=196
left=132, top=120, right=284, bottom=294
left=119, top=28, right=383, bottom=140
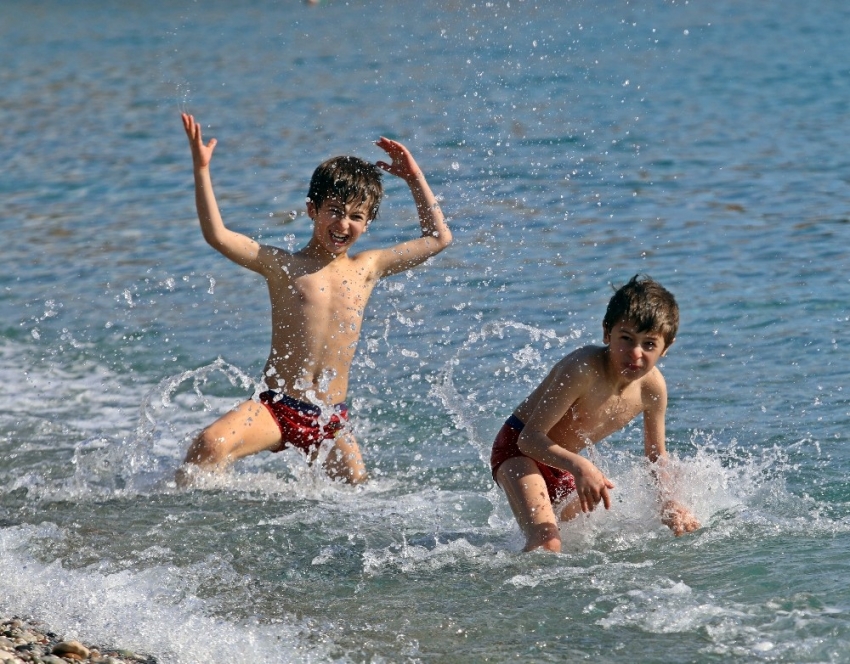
left=2, top=1, right=850, bottom=662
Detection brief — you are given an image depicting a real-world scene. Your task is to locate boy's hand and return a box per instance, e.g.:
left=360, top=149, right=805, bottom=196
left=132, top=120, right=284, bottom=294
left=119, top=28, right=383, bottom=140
left=182, top=113, right=217, bottom=170
left=661, top=500, right=700, bottom=536
left=375, top=137, right=422, bottom=183
left=573, top=458, right=615, bottom=513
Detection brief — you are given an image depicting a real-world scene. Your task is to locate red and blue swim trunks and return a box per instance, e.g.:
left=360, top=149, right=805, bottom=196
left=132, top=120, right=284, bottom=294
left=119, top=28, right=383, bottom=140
left=259, top=391, right=349, bottom=453
left=490, top=414, right=577, bottom=504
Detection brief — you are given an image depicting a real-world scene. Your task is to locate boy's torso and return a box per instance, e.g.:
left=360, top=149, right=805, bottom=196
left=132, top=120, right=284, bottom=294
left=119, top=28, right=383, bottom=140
left=260, top=245, right=380, bottom=405
left=516, top=346, right=662, bottom=454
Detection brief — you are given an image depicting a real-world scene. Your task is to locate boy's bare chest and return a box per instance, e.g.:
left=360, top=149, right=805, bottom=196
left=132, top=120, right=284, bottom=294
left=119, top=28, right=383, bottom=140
left=564, top=385, right=644, bottom=440
left=269, top=266, right=374, bottom=318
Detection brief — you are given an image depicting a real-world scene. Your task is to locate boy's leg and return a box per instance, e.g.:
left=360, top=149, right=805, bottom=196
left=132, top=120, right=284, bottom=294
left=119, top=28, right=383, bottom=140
left=177, top=399, right=282, bottom=484
left=496, top=456, right=561, bottom=552
left=322, top=432, right=367, bottom=485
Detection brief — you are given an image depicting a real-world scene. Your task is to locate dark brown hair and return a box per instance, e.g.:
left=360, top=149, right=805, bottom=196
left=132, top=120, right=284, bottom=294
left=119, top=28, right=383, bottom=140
left=306, top=155, right=383, bottom=221
left=602, top=275, right=679, bottom=347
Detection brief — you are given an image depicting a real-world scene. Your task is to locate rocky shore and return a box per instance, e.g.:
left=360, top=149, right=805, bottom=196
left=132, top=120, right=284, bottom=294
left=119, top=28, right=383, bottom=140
left=0, top=618, right=156, bottom=664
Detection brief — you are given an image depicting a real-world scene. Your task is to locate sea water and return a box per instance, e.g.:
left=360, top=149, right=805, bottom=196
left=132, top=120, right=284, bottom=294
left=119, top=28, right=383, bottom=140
left=1, top=0, right=850, bottom=661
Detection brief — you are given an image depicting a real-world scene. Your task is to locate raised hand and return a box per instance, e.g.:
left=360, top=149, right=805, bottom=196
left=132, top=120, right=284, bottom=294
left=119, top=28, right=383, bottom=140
left=375, top=136, right=422, bottom=183
left=182, top=113, right=217, bottom=170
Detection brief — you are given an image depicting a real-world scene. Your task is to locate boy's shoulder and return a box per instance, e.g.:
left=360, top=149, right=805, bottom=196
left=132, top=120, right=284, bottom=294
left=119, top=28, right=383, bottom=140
left=639, top=365, right=668, bottom=399
left=550, top=345, right=609, bottom=385
left=558, top=344, right=608, bottom=370
left=558, top=344, right=667, bottom=393
left=254, top=243, right=296, bottom=272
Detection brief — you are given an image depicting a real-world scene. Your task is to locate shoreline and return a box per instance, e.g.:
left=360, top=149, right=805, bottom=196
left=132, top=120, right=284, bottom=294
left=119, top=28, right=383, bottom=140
left=0, top=617, right=156, bottom=664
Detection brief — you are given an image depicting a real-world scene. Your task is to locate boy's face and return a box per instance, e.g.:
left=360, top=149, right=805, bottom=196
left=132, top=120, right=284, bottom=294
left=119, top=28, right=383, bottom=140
left=307, top=197, right=373, bottom=254
left=603, top=320, right=671, bottom=381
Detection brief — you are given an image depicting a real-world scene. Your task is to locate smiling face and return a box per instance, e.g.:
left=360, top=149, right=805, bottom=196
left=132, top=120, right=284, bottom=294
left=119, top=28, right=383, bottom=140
left=602, top=319, right=670, bottom=381
left=307, top=197, right=372, bottom=255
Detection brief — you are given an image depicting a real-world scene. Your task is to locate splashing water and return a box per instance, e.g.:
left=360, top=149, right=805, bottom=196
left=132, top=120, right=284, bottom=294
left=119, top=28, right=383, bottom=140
left=4, top=0, right=850, bottom=661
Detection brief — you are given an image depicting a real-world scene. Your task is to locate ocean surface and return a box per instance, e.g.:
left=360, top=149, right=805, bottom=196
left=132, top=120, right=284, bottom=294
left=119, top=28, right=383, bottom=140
left=2, top=1, right=850, bottom=662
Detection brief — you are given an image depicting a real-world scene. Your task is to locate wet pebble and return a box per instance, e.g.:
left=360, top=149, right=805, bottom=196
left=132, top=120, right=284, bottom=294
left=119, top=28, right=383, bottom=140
left=52, top=641, right=90, bottom=660
left=42, top=656, right=69, bottom=664
left=0, top=617, right=155, bottom=664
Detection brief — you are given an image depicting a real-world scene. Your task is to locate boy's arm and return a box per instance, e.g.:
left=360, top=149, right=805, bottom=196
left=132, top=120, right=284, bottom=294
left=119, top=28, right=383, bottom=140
left=181, top=113, right=267, bottom=274
left=369, top=137, right=452, bottom=278
left=517, top=357, right=616, bottom=514
left=643, top=376, right=700, bottom=536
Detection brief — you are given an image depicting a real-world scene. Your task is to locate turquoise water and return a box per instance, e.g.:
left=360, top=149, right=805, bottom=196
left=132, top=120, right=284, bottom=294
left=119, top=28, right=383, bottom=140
left=2, top=1, right=850, bottom=661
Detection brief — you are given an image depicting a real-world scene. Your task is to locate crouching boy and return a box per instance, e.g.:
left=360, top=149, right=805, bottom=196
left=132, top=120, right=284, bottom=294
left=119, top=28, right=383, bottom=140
left=491, top=275, right=700, bottom=551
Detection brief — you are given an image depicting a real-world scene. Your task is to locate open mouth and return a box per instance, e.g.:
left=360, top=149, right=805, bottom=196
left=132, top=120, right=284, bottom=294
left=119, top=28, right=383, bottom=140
left=330, top=231, right=349, bottom=245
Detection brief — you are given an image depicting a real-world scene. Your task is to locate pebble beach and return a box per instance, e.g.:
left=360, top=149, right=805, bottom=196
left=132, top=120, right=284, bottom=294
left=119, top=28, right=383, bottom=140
left=0, top=618, right=154, bottom=664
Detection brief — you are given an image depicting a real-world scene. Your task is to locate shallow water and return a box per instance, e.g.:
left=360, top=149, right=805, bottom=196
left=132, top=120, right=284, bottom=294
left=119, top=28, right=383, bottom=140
left=2, top=1, right=850, bottom=662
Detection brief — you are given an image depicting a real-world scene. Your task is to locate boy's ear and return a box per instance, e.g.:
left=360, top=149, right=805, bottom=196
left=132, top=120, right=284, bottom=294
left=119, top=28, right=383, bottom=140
left=661, top=338, right=675, bottom=356
left=306, top=201, right=317, bottom=219
left=602, top=322, right=611, bottom=344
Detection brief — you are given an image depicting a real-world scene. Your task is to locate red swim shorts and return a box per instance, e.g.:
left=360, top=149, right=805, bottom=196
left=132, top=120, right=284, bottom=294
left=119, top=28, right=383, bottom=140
left=259, top=391, right=349, bottom=453
left=490, top=414, right=576, bottom=504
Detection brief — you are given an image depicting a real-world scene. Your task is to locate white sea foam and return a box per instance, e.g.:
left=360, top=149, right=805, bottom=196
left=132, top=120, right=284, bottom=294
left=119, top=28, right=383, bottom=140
left=0, top=524, right=340, bottom=664
left=0, top=339, right=138, bottom=438
left=595, top=578, right=734, bottom=633
left=0, top=348, right=310, bottom=501
left=594, top=576, right=848, bottom=660
left=361, top=535, right=510, bottom=576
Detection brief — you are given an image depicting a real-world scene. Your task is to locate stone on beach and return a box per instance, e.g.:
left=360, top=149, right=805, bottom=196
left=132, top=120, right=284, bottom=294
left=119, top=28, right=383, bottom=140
left=1, top=617, right=156, bottom=664
left=52, top=640, right=91, bottom=660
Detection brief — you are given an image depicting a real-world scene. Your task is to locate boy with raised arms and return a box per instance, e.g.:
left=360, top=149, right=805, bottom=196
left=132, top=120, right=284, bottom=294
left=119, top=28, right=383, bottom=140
left=177, top=113, right=451, bottom=485
left=491, top=275, right=700, bottom=551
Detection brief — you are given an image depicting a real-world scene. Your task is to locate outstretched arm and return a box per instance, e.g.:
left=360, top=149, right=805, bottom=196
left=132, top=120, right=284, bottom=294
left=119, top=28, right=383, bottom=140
left=643, top=384, right=700, bottom=536
left=181, top=113, right=263, bottom=272
left=371, top=137, right=452, bottom=277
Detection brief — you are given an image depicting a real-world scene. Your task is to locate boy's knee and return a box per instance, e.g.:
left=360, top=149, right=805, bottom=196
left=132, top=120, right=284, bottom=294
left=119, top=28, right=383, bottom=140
left=184, top=429, right=231, bottom=467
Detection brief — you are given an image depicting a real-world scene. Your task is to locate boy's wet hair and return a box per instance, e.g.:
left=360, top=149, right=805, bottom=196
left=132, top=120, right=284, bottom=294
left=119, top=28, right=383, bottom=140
left=307, top=155, right=383, bottom=221
left=603, top=275, right=679, bottom=347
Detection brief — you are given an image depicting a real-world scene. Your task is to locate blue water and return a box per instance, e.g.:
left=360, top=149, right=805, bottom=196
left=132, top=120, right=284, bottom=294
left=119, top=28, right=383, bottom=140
left=2, top=1, right=850, bottom=661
